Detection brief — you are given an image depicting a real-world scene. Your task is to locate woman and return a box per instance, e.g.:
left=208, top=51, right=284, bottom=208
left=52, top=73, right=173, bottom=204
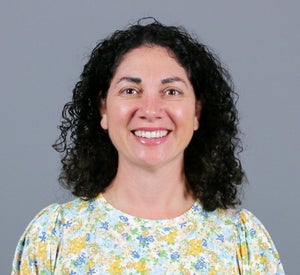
left=12, top=19, right=284, bottom=274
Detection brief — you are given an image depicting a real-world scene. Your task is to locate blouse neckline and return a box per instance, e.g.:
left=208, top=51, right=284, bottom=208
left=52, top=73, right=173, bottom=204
left=96, top=193, right=204, bottom=226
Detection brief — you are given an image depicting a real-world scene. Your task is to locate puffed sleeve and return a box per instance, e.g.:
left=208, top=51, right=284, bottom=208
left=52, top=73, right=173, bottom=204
left=11, top=204, right=63, bottom=275
left=236, top=209, right=285, bottom=274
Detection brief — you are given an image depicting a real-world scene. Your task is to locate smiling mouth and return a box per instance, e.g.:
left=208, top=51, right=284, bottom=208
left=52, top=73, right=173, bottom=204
left=133, top=130, right=169, bottom=139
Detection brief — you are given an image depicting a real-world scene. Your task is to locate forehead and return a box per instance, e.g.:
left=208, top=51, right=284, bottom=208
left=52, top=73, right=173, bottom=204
left=112, top=45, right=189, bottom=79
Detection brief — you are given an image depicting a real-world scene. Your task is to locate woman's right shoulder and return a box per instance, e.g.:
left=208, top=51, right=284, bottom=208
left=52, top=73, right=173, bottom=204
left=25, top=203, right=63, bottom=233
left=11, top=198, right=88, bottom=274
left=11, top=203, right=63, bottom=274
left=23, top=197, right=90, bottom=234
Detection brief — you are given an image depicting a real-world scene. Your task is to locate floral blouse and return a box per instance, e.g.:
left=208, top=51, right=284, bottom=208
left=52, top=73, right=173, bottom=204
left=12, top=194, right=284, bottom=274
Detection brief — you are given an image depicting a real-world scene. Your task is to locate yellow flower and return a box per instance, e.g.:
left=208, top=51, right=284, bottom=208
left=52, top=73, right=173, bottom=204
left=89, top=243, right=99, bottom=255
left=239, top=244, right=248, bottom=257
left=179, top=264, right=191, bottom=275
left=60, top=267, right=70, bottom=274
left=255, top=254, right=268, bottom=265
left=71, top=220, right=83, bottom=231
left=240, top=211, right=248, bottom=223
left=209, top=268, right=217, bottom=275
left=186, top=220, right=198, bottom=232
left=166, top=229, right=178, bottom=244
left=19, top=259, right=31, bottom=274
left=133, top=260, right=149, bottom=273
left=36, top=242, right=47, bottom=262
left=159, top=229, right=178, bottom=244
left=67, top=236, right=86, bottom=254
left=186, top=239, right=204, bottom=256
left=117, top=223, right=125, bottom=233
left=107, top=259, right=122, bottom=274
left=77, top=201, right=89, bottom=210
left=64, top=202, right=74, bottom=209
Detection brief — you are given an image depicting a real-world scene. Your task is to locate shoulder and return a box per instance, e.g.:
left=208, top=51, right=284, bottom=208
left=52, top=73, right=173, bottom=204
left=213, top=208, right=280, bottom=256
left=12, top=203, right=62, bottom=274
left=199, top=207, right=284, bottom=274
left=24, top=197, right=98, bottom=235
left=21, top=203, right=64, bottom=241
left=21, top=197, right=90, bottom=233
left=12, top=198, right=92, bottom=274
left=16, top=197, right=100, bottom=249
left=208, top=207, right=276, bottom=238
left=233, top=208, right=278, bottom=249
left=231, top=208, right=285, bottom=274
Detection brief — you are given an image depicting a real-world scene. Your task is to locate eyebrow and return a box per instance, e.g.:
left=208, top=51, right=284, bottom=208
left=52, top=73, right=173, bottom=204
left=117, top=76, right=141, bottom=84
left=116, top=76, right=187, bottom=87
left=161, top=77, right=187, bottom=86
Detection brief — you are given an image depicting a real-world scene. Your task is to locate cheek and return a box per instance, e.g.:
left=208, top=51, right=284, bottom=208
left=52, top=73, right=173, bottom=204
left=172, top=105, right=197, bottom=126
left=105, top=102, right=136, bottom=128
left=178, top=109, right=199, bottom=132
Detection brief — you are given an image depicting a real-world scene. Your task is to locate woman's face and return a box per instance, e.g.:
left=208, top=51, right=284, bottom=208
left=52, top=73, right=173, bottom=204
left=100, top=45, right=201, bottom=169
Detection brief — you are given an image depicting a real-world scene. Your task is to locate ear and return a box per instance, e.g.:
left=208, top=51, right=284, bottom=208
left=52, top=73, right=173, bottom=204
left=99, top=98, right=108, bottom=130
left=193, top=100, right=202, bottom=131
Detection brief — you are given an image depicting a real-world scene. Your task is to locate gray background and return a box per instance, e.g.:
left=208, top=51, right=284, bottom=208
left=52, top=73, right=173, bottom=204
left=1, top=1, right=299, bottom=274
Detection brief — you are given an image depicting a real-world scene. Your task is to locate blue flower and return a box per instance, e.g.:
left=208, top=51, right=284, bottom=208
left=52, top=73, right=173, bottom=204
left=192, top=204, right=201, bottom=212
left=51, top=228, right=57, bottom=236
left=180, top=222, right=188, bottom=228
left=87, top=202, right=95, bottom=211
left=100, top=222, right=109, bottom=230
left=195, top=257, right=207, bottom=270
left=87, top=268, right=96, bottom=274
left=249, top=228, right=256, bottom=237
left=119, top=215, right=129, bottom=222
left=38, top=232, right=46, bottom=242
left=63, top=220, right=72, bottom=229
left=74, top=253, right=86, bottom=266
left=171, top=252, right=180, bottom=260
left=137, top=235, right=154, bottom=247
left=217, top=234, right=224, bottom=242
left=132, top=251, right=140, bottom=258
left=145, top=235, right=154, bottom=242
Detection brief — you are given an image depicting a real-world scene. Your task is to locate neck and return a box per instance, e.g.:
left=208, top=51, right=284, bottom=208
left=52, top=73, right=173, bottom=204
left=102, top=160, right=195, bottom=219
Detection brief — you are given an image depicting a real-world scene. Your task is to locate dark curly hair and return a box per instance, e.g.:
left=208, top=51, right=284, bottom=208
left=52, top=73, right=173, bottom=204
left=53, top=19, right=244, bottom=211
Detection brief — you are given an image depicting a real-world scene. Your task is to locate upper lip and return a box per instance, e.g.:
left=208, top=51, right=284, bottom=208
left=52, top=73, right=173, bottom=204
left=131, top=127, right=171, bottom=131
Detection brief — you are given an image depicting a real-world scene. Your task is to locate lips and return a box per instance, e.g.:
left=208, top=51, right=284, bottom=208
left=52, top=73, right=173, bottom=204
left=133, top=130, right=169, bottom=139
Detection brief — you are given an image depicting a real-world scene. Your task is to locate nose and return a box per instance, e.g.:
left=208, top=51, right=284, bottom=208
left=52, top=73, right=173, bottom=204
left=138, top=94, right=163, bottom=121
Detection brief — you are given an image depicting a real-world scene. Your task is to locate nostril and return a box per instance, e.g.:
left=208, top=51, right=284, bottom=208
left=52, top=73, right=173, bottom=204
left=137, top=105, right=163, bottom=120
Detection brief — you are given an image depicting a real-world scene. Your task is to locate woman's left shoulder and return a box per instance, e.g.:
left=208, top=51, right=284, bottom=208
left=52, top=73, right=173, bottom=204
left=232, top=208, right=279, bottom=245
left=227, top=208, right=285, bottom=274
left=219, top=208, right=270, bottom=232
left=216, top=207, right=278, bottom=239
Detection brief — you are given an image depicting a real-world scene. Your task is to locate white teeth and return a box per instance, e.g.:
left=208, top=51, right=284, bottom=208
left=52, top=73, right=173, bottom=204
left=134, top=130, right=168, bottom=139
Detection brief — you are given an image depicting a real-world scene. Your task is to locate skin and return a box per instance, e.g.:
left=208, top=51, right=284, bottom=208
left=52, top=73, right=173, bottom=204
left=100, top=45, right=201, bottom=219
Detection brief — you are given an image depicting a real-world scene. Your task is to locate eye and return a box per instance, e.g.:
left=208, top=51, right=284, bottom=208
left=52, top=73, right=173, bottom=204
left=164, top=88, right=181, bottom=96
left=120, top=88, right=139, bottom=96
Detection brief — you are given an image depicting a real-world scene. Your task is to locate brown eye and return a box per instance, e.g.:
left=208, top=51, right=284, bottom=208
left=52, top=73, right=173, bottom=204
left=164, top=88, right=181, bottom=96
left=120, top=88, right=138, bottom=95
